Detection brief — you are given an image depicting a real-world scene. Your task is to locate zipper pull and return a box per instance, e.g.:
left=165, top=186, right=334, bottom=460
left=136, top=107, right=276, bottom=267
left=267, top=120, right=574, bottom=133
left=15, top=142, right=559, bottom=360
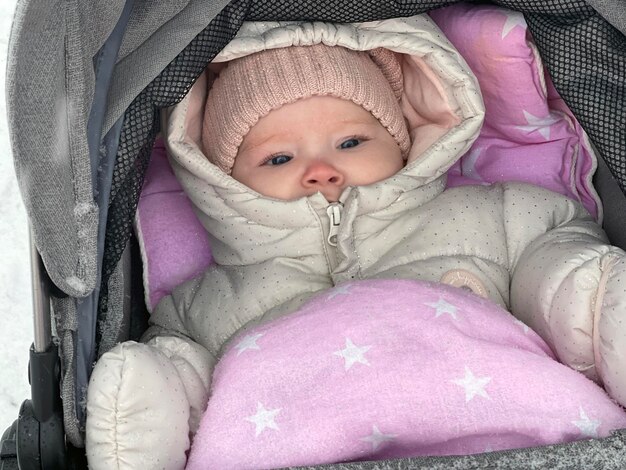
left=326, top=203, right=343, bottom=247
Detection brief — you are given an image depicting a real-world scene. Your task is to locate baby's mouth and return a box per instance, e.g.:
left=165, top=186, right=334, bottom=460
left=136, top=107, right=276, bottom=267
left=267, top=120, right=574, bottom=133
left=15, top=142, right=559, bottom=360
left=319, top=187, right=344, bottom=203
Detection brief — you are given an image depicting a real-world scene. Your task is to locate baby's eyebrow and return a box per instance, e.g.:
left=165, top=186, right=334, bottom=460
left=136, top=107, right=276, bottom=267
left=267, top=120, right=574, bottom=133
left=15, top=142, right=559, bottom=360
left=239, top=133, right=284, bottom=154
left=336, top=118, right=380, bottom=127
left=239, top=119, right=377, bottom=154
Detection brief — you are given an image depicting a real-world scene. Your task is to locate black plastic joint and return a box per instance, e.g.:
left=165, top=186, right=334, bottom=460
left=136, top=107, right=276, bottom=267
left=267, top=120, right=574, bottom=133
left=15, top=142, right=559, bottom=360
left=28, top=343, right=61, bottom=423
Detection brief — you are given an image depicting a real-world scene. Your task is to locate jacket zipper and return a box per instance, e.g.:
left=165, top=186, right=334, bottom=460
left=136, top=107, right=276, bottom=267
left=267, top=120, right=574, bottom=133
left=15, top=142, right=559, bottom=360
left=326, top=202, right=343, bottom=247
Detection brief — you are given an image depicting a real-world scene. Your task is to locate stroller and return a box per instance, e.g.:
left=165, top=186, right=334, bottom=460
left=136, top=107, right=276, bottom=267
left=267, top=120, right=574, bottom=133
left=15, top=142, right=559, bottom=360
left=2, top=0, right=626, bottom=468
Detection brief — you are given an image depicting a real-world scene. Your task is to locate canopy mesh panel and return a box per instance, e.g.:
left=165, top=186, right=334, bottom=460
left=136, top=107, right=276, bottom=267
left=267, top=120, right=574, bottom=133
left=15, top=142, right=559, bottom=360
left=97, top=0, right=249, bottom=329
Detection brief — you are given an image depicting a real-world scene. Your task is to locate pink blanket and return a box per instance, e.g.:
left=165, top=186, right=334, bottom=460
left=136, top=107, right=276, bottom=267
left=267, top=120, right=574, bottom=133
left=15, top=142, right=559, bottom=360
left=186, top=280, right=626, bottom=469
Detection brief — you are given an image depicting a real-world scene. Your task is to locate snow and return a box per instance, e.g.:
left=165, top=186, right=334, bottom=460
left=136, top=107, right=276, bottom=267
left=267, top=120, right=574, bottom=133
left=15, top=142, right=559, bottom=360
left=0, top=0, right=33, bottom=429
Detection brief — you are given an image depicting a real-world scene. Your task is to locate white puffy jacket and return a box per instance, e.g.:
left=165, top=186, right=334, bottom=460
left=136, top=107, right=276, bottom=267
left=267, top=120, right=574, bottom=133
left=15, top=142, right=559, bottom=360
left=85, top=15, right=626, bottom=469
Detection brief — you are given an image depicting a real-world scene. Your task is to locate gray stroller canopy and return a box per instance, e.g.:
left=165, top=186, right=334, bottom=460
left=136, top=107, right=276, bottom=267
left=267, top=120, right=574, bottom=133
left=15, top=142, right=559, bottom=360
left=5, top=0, right=626, bottom=458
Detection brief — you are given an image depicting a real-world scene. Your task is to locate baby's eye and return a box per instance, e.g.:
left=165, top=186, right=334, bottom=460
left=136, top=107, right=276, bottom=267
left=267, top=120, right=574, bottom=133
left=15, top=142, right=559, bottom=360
left=265, top=155, right=292, bottom=166
left=340, top=138, right=361, bottom=149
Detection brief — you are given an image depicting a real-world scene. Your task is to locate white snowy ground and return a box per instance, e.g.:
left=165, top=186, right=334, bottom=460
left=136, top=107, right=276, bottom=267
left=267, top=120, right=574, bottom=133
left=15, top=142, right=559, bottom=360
left=0, top=0, right=32, bottom=429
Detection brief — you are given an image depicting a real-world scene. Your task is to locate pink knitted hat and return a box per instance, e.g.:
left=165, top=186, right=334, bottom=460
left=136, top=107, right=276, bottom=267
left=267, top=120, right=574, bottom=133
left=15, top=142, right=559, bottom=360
left=202, top=44, right=411, bottom=174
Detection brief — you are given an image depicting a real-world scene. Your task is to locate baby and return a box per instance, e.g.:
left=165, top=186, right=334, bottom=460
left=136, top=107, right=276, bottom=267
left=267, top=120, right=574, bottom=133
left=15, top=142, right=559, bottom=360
left=86, top=20, right=626, bottom=469
left=180, top=38, right=626, bottom=446
left=193, top=43, right=625, bottom=405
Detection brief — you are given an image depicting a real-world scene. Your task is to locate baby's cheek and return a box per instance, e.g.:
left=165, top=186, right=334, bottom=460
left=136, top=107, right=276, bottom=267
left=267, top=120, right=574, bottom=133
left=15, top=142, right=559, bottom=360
left=360, top=157, right=403, bottom=184
left=264, top=175, right=304, bottom=200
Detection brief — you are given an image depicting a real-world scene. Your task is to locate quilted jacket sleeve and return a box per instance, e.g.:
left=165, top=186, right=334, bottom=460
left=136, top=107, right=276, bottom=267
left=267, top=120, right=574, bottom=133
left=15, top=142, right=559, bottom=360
left=86, top=263, right=249, bottom=470
left=86, top=257, right=294, bottom=469
left=506, top=183, right=626, bottom=407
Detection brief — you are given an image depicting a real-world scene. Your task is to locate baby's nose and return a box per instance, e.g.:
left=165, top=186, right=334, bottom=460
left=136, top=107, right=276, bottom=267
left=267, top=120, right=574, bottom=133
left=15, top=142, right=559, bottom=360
left=302, top=162, right=345, bottom=189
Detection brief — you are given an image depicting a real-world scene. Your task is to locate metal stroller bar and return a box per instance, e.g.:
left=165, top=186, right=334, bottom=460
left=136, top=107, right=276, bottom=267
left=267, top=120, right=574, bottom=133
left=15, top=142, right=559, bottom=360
left=30, top=232, right=51, bottom=354
left=0, top=234, right=68, bottom=469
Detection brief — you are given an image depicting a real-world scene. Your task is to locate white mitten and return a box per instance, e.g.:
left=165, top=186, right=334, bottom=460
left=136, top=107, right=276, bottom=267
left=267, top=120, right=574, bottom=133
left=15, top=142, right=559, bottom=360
left=510, top=220, right=626, bottom=409
left=86, top=339, right=214, bottom=470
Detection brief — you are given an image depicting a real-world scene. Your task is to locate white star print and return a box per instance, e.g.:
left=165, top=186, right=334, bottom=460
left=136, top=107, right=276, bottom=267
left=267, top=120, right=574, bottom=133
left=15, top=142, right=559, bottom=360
left=360, top=425, right=397, bottom=451
left=245, top=402, right=281, bottom=437
left=452, top=366, right=492, bottom=402
left=501, top=12, right=527, bottom=39
left=333, top=338, right=371, bottom=370
left=461, top=147, right=484, bottom=182
left=514, top=110, right=560, bottom=140
left=513, top=318, right=530, bottom=334
left=572, top=407, right=601, bottom=438
left=234, top=333, right=264, bottom=356
left=327, top=284, right=352, bottom=300
left=425, top=297, right=459, bottom=320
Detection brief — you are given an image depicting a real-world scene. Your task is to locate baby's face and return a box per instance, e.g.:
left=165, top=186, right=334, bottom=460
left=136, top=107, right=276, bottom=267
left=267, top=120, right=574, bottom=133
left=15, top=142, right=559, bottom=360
left=231, top=96, right=404, bottom=202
